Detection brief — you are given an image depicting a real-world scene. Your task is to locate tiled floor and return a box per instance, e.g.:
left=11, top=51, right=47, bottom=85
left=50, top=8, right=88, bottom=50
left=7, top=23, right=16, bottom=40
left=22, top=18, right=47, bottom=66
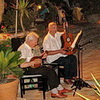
left=17, top=22, right=100, bottom=100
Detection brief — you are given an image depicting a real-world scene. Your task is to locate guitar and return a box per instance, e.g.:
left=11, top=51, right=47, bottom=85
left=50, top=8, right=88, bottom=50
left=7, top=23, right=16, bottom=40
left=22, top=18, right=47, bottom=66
left=30, top=51, right=48, bottom=68
left=30, top=56, right=42, bottom=68
left=61, top=22, right=77, bottom=55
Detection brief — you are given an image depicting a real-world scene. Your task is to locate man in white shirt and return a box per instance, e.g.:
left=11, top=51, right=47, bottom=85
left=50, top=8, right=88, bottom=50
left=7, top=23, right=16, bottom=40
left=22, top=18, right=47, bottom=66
left=18, top=32, right=72, bottom=98
left=43, top=22, right=77, bottom=84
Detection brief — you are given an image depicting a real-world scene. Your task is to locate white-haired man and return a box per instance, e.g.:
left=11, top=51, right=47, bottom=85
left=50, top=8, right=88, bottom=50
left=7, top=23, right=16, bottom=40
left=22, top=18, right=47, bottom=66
left=18, top=32, right=72, bottom=98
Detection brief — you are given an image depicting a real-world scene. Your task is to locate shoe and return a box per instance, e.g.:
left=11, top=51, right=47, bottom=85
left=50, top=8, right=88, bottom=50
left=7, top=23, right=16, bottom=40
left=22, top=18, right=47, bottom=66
left=51, top=93, right=67, bottom=98
left=58, top=88, right=72, bottom=94
left=64, top=79, right=73, bottom=84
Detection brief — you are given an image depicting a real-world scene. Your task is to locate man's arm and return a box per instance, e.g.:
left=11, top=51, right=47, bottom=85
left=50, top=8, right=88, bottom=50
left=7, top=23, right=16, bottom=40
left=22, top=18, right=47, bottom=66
left=46, top=49, right=66, bottom=55
left=20, top=61, right=34, bottom=68
left=43, top=38, right=66, bottom=55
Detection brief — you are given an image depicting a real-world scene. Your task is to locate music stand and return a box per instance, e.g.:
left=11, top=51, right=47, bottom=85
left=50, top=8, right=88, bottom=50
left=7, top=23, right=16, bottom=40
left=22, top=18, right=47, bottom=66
left=71, top=31, right=96, bottom=96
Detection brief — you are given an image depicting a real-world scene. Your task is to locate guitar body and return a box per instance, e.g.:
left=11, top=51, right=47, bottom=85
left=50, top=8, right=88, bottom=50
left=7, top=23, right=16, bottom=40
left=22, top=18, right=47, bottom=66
left=62, top=32, right=77, bottom=55
left=30, top=51, right=48, bottom=68
left=30, top=56, right=42, bottom=68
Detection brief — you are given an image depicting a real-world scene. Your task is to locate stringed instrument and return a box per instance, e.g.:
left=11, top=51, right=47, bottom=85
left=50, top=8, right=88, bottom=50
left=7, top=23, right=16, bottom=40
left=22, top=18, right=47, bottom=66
left=30, top=56, right=42, bottom=68
left=30, top=51, right=48, bottom=68
left=61, top=22, right=77, bottom=55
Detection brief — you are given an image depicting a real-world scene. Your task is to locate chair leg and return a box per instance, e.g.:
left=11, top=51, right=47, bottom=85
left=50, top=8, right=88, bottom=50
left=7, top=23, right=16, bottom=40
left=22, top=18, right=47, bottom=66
left=20, top=78, right=25, bottom=98
left=20, top=79, right=23, bottom=98
left=22, top=82, right=25, bottom=95
left=42, top=78, right=48, bottom=100
left=43, top=90, right=45, bottom=100
left=58, top=66, right=61, bottom=82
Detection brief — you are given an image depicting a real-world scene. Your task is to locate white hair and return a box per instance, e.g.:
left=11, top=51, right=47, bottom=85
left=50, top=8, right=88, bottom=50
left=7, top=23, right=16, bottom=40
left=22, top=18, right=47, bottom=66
left=25, top=32, right=39, bottom=42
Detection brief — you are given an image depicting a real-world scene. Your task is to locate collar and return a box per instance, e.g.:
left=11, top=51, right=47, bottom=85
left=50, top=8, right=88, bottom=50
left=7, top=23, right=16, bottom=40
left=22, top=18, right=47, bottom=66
left=24, top=42, right=32, bottom=50
left=48, top=32, right=58, bottom=38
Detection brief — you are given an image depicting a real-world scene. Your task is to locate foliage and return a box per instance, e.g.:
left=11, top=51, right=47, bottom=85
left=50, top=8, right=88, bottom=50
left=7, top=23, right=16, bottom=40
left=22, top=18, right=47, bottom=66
left=76, top=73, right=100, bottom=100
left=18, top=0, right=31, bottom=32
left=0, top=25, right=8, bottom=33
left=91, top=73, right=100, bottom=97
left=0, top=39, right=25, bottom=84
left=2, top=9, right=16, bottom=32
left=76, top=92, right=90, bottom=100
left=2, top=7, right=35, bottom=33
left=22, top=10, right=39, bottom=30
left=0, top=39, right=12, bottom=53
left=2, top=0, right=37, bottom=33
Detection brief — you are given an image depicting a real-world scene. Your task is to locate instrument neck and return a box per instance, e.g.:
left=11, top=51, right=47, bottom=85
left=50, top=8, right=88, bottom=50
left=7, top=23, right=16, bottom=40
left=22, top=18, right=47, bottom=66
left=63, top=22, right=69, bottom=35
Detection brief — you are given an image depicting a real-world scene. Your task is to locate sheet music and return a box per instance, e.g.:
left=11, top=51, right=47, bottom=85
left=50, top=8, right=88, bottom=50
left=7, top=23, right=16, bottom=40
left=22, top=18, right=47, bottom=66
left=71, top=30, right=82, bottom=50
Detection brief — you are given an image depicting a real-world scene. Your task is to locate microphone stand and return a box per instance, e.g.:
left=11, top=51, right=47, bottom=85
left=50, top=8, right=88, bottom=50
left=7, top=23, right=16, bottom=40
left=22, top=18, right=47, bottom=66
left=71, top=40, right=96, bottom=96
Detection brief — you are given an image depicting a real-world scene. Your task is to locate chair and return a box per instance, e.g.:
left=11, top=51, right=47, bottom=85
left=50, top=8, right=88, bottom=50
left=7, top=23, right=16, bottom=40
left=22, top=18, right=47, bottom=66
left=20, top=74, right=47, bottom=100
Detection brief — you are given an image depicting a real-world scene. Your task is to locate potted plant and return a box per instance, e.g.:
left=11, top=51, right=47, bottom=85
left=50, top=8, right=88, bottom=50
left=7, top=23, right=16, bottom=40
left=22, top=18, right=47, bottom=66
left=0, top=39, right=25, bottom=100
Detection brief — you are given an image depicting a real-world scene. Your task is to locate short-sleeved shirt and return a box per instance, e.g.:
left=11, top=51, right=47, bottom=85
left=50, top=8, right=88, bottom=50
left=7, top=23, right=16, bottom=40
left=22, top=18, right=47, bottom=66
left=18, top=42, right=41, bottom=62
left=43, top=32, right=67, bottom=63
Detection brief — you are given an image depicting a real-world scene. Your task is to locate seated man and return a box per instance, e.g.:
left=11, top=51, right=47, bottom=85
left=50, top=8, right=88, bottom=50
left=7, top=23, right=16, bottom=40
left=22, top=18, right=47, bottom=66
left=43, top=22, right=77, bottom=84
left=18, top=32, right=72, bottom=98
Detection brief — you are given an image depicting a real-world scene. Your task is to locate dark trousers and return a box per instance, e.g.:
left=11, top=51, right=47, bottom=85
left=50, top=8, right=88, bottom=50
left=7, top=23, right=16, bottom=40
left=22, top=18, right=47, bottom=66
left=24, top=66, right=60, bottom=90
left=52, top=55, right=77, bottom=79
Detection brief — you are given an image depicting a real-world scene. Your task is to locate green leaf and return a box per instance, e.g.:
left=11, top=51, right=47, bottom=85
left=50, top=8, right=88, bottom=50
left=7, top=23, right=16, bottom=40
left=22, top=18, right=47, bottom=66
left=76, top=92, right=90, bottom=100
left=8, top=62, right=18, bottom=68
left=93, top=88, right=100, bottom=97
left=24, top=10, right=29, bottom=18
left=0, top=50, right=24, bottom=80
left=0, top=51, right=4, bottom=65
left=93, top=85, right=100, bottom=96
left=10, top=67, right=24, bottom=78
left=91, top=73, right=100, bottom=87
left=1, top=57, right=9, bottom=69
left=17, top=58, right=25, bottom=65
left=7, top=52, right=16, bottom=60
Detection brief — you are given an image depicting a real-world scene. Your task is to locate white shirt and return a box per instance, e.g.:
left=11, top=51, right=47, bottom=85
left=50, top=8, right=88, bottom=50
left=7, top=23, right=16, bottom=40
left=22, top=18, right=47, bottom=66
left=18, top=42, right=41, bottom=62
left=43, top=32, right=67, bottom=63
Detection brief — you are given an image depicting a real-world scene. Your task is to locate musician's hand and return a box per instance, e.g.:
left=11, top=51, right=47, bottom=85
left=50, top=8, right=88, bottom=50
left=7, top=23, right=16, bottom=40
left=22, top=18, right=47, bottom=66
left=63, top=22, right=68, bottom=29
left=59, top=48, right=67, bottom=54
left=34, top=58, right=42, bottom=65
left=30, top=61, right=35, bottom=68
left=42, top=53, right=48, bottom=59
left=41, top=50, right=48, bottom=59
left=30, top=58, right=42, bottom=68
left=73, top=49, right=77, bottom=53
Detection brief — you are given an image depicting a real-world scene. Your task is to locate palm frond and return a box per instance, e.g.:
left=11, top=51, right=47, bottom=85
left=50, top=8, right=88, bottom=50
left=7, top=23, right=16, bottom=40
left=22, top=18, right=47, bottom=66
left=76, top=92, right=90, bottom=100
left=91, top=73, right=100, bottom=87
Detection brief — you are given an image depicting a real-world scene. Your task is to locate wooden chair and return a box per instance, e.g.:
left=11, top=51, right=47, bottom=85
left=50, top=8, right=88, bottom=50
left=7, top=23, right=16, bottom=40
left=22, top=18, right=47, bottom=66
left=20, top=74, right=47, bottom=100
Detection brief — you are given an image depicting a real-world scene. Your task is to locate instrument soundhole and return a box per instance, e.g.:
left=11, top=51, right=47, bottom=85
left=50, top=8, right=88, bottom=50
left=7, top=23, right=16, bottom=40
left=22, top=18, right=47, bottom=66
left=66, top=37, right=71, bottom=42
